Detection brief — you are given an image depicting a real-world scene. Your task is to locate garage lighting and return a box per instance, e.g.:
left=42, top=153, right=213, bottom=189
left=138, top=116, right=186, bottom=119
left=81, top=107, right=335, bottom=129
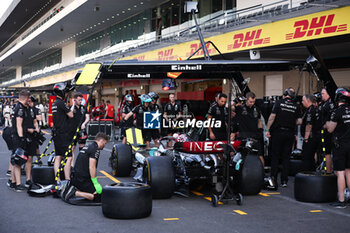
left=223, top=79, right=227, bottom=85
left=162, top=79, right=177, bottom=90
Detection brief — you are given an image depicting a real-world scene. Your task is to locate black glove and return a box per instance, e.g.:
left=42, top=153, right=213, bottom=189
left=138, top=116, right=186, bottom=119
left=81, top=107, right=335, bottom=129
left=19, top=137, right=27, bottom=149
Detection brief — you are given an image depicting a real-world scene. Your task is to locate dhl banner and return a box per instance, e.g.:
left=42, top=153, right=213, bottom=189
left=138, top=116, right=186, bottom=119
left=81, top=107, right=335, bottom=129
left=123, top=6, right=350, bottom=61
left=10, top=6, right=350, bottom=88
left=12, top=68, right=81, bottom=88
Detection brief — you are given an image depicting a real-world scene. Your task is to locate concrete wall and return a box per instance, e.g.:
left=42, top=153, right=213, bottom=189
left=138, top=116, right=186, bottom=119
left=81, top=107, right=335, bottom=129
left=16, top=66, right=22, bottom=80
left=61, top=42, right=76, bottom=66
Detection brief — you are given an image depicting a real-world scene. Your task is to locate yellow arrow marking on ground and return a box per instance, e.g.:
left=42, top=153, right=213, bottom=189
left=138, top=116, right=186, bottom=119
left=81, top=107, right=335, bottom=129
left=42, top=130, right=50, bottom=135
left=234, top=210, right=247, bottom=215
left=100, top=170, right=120, bottom=183
left=264, top=192, right=280, bottom=195
left=163, top=218, right=179, bottom=221
left=191, top=190, right=204, bottom=196
left=310, top=210, right=323, bottom=213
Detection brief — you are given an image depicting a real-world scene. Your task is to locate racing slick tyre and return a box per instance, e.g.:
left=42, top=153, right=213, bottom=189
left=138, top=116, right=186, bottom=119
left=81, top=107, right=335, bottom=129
left=110, top=144, right=132, bottom=177
left=102, top=182, right=152, bottom=219
left=294, top=172, right=337, bottom=203
left=288, top=159, right=306, bottom=176
left=31, top=165, right=55, bottom=185
left=143, top=156, right=175, bottom=199
left=239, top=154, right=264, bottom=195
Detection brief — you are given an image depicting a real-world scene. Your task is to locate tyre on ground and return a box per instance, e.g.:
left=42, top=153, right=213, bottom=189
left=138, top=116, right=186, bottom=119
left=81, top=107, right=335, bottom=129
left=102, top=182, right=152, bottom=219
left=143, top=156, right=175, bottom=199
left=288, top=159, right=306, bottom=176
left=294, top=172, right=337, bottom=203
left=31, top=165, right=55, bottom=185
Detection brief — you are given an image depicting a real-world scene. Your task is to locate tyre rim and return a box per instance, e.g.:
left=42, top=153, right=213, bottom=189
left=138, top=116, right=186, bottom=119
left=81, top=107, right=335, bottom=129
left=142, top=159, right=151, bottom=185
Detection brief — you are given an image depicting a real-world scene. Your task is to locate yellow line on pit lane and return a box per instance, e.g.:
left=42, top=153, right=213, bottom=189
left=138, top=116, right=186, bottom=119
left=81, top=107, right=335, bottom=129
left=42, top=130, right=50, bottom=135
left=310, top=210, right=323, bottom=213
left=163, top=218, right=179, bottom=221
left=259, top=192, right=270, bottom=197
left=100, top=170, right=120, bottom=183
left=264, top=192, right=280, bottom=195
left=234, top=210, right=247, bottom=215
left=204, top=197, right=223, bottom=205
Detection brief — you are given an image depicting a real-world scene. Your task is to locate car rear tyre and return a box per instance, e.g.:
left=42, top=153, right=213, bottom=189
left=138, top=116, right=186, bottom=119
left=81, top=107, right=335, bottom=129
left=110, top=144, right=132, bottom=177
left=239, top=154, right=264, bottom=195
left=143, top=156, right=175, bottom=199
left=294, top=172, right=337, bottom=203
left=102, top=182, right=152, bottom=219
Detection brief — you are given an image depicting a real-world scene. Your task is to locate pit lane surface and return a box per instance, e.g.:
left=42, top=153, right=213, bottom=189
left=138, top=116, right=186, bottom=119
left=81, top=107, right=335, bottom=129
left=0, top=130, right=349, bottom=233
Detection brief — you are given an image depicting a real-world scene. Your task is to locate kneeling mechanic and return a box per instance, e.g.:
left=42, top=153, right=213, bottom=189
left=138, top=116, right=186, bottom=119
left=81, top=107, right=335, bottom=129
left=63, top=132, right=109, bottom=202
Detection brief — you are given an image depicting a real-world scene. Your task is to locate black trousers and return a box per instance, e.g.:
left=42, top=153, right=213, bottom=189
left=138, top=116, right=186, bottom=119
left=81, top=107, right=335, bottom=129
left=302, top=134, right=320, bottom=171
left=270, top=129, right=295, bottom=183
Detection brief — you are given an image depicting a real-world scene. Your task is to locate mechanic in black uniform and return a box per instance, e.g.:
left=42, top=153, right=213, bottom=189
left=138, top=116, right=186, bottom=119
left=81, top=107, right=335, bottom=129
left=164, top=93, right=181, bottom=147
left=52, top=82, right=74, bottom=183
left=210, top=92, right=222, bottom=107
left=148, top=92, right=161, bottom=147
left=319, top=88, right=335, bottom=173
left=266, top=88, right=302, bottom=189
left=301, top=94, right=322, bottom=171
left=207, top=93, right=228, bottom=141
left=23, top=96, right=41, bottom=188
left=326, top=88, right=350, bottom=208
left=231, top=92, right=265, bottom=166
left=28, top=96, right=43, bottom=165
left=124, top=94, right=152, bottom=149
left=8, top=90, right=31, bottom=192
left=63, top=132, right=109, bottom=202
left=68, top=92, right=90, bottom=165
left=121, top=94, right=134, bottom=144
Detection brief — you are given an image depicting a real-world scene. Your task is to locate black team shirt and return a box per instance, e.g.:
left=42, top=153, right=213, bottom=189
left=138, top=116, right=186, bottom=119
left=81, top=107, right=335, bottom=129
left=52, top=98, right=70, bottom=133
left=74, top=141, right=100, bottom=178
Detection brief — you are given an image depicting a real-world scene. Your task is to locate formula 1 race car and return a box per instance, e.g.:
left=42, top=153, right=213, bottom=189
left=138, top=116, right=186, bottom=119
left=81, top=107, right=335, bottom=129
left=109, top=128, right=264, bottom=205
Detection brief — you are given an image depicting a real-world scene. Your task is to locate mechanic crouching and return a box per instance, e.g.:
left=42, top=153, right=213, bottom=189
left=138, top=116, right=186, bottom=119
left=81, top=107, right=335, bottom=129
left=61, top=133, right=109, bottom=202
left=326, top=88, right=350, bottom=208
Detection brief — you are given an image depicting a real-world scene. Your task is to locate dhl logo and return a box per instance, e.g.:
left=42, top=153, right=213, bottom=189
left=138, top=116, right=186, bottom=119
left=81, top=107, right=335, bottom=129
left=286, top=14, right=347, bottom=40
left=186, top=43, right=217, bottom=57
left=158, top=48, right=178, bottom=61
left=132, top=55, right=145, bottom=61
left=227, top=29, right=270, bottom=50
